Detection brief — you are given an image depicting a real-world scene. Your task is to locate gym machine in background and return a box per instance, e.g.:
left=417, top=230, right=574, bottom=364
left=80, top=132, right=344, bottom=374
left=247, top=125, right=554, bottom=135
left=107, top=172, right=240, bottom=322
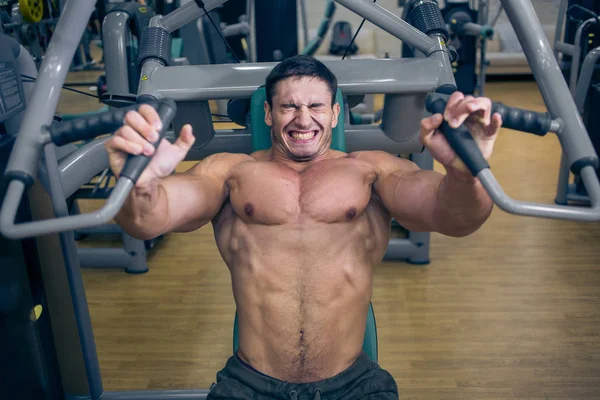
left=0, top=0, right=62, bottom=67
left=253, top=0, right=298, bottom=62
left=401, top=0, right=494, bottom=96
left=100, top=1, right=155, bottom=102
left=554, top=0, right=600, bottom=206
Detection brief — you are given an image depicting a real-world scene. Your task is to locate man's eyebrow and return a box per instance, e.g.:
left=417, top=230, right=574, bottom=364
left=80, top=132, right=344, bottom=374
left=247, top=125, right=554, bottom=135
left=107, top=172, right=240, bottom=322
left=280, top=100, right=325, bottom=106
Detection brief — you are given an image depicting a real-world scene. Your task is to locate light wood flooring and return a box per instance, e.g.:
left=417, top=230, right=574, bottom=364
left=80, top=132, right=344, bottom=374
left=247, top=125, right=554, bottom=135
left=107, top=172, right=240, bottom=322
left=59, top=68, right=600, bottom=399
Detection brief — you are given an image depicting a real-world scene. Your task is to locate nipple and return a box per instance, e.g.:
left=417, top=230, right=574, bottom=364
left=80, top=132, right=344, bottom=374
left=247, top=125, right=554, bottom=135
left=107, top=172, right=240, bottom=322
left=244, top=203, right=254, bottom=216
left=346, top=207, right=357, bottom=220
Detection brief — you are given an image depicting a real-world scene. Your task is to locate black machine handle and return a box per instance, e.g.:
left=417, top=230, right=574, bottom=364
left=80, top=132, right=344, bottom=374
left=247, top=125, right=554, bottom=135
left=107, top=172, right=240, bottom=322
left=425, top=96, right=554, bottom=176
left=426, top=97, right=489, bottom=176
left=48, top=103, right=145, bottom=146
left=492, top=102, right=552, bottom=136
left=48, top=99, right=177, bottom=183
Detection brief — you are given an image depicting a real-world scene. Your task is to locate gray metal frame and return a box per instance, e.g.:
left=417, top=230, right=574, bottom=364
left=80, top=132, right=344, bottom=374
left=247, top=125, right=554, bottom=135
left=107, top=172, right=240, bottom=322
left=2, top=0, right=600, bottom=399
left=102, top=10, right=133, bottom=97
left=67, top=9, right=159, bottom=273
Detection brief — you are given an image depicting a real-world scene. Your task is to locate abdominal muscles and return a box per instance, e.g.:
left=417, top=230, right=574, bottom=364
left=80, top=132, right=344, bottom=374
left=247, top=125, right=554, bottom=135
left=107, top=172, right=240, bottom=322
left=215, top=207, right=383, bottom=382
left=211, top=157, right=389, bottom=381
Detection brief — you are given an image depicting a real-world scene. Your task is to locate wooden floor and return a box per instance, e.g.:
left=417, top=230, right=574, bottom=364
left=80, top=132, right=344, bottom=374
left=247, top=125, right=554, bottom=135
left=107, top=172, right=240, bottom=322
left=60, top=69, right=600, bottom=399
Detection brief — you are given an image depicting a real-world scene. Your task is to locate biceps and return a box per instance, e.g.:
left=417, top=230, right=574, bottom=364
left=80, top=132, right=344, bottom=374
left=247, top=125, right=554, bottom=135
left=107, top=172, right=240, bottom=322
left=162, top=174, right=226, bottom=233
left=378, top=169, right=444, bottom=232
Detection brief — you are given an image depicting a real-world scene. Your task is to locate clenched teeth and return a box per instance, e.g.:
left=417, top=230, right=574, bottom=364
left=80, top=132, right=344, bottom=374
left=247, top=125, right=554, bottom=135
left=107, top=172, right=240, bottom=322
left=290, top=131, right=317, bottom=140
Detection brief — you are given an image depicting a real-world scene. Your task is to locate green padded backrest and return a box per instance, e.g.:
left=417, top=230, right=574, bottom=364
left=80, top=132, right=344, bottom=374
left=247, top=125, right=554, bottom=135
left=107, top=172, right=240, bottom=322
left=250, top=86, right=346, bottom=152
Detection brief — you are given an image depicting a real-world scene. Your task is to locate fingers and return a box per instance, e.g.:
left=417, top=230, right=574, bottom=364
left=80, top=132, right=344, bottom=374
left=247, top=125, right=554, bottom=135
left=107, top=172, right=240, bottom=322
left=123, top=111, right=158, bottom=143
left=138, top=104, right=163, bottom=132
left=115, top=104, right=165, bottom=157
left=446, top=95, right=476, bottom=127
left=172, top=124, right=196, bottom=154
left=445, top=93, right=493, bottom=129
left=465, top=97, right=492, bottom=125
left=486, top=112, right=502, bottom=136
left=420, top=113, right=443, bottom=144
left=105, top=135, right=143, bottom=156
left=116, top=125, right=156, bottom=156
left=443, top=92, right=466, bottom=125
left=420, top=113, right=443, bottom=132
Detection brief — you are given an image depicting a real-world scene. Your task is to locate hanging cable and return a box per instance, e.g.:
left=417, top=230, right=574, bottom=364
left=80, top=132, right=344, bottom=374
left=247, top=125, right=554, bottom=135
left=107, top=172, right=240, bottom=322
left=199, top=3, right=241, bottom=63
left=20, top=74, right=101, bottom=99
left=342, top=0, right=377, bottom=60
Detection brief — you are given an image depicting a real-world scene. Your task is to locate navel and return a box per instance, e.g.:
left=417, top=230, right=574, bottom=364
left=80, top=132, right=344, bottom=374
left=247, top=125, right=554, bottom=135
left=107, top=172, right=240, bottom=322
left=244, top=203, right=254, bottom=216
left=346, top=207, right=357, bottom=220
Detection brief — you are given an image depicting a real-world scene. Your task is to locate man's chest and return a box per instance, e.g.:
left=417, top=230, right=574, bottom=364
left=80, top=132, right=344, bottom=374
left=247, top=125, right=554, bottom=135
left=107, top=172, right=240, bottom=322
left=226, top=158, right=379, bottom=224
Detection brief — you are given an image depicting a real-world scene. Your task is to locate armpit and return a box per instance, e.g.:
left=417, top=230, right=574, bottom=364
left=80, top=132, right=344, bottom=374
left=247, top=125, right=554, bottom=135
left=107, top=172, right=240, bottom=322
left=369, top=191, right=390, bottom=215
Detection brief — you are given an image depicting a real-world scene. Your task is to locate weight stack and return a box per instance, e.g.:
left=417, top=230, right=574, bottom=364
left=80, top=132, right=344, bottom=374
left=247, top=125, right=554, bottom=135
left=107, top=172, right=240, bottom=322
left=254, top=0, right=298, bottom=62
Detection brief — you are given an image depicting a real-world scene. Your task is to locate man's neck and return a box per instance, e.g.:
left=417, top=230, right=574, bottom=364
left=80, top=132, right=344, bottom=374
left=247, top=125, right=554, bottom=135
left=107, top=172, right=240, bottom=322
left=267, top=148, right=334, bottom=172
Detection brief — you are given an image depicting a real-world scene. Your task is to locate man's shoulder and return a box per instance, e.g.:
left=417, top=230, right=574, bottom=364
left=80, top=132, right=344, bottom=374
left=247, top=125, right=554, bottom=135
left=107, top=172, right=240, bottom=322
left=249, top=149, right=270, bottom=161
left=186, top=152, right=255, bottom=178
left=203, top=152, right=256, bottom=165
left=348, top=150, right=419, bottom=173
left=347, top=150, right=398, bottom=164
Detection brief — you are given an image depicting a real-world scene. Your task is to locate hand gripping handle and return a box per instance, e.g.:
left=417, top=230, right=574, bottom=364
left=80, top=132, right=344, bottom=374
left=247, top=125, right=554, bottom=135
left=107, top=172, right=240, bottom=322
left=119, top=99, right=177, bottom=183
left=426, top=96, right=490, bottom=176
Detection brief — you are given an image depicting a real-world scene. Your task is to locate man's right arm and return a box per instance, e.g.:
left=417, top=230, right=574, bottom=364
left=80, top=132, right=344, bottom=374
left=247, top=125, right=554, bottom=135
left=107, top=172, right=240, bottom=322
left=115, top=153, right=250, bottom=240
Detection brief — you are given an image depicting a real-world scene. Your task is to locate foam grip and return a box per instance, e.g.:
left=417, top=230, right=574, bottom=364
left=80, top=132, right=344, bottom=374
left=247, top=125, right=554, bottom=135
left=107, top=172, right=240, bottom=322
left=491, top=103, right=551, bottom=136
left=426, top=97, right=490, bottom=176
left=408, top=0, right=448, bottom=40
left=119, top=99, right=177, bottom=183
left=49, top=103, right=146, bottom=147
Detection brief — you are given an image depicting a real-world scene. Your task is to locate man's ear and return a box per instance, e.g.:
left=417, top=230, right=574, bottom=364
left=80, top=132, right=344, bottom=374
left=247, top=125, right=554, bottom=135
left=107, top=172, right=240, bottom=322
left=264, top=101, right=273, bottom=127
left=331, top=102, right=341, bottom=128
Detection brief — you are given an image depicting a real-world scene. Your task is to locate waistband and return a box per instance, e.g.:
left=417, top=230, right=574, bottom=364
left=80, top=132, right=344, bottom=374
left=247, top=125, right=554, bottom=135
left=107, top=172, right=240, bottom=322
left=226, top=351, right=375, bottom=398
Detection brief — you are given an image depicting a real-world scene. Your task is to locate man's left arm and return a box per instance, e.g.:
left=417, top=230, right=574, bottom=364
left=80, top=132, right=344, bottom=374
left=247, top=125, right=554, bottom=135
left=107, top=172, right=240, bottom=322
left=359, top=92, right=502, bottom=237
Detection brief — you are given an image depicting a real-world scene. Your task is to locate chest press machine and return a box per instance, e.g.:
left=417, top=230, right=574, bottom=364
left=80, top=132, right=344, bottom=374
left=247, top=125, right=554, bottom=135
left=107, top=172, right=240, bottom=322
left=1, top=0, right=600, bottom=399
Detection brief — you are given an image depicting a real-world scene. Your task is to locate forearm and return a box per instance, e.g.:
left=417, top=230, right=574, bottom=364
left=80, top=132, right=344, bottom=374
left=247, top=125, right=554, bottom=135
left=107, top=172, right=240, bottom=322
left=114, top=179, right=171, bottom=240
left=433, top=168, right=493, bottom=237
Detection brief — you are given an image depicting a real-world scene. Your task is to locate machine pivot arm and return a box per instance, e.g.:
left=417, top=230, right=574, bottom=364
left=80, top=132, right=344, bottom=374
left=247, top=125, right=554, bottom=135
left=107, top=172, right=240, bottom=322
left=425, top=95, right=600, bottom=222
left=1, top=100, right=177, bottom=239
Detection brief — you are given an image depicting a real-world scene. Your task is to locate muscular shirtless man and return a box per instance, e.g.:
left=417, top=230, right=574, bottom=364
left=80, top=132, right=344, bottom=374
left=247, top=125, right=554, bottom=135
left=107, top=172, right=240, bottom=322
left=106, top=55, right=501, bottom=399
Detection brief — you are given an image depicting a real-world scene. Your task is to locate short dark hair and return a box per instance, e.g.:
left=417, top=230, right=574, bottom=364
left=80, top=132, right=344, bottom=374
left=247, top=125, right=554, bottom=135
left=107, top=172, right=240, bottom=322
left=265, top=55, right=338, bottom=108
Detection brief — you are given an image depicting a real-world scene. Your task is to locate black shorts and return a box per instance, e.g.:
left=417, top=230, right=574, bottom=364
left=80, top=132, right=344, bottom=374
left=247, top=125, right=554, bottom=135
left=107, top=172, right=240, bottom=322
left=206, top=352, right=399, bottom=400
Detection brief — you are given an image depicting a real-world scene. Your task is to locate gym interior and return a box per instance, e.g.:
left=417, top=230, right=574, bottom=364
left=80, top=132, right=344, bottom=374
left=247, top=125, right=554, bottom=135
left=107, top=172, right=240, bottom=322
left=1, top=0, right=599, bottom=399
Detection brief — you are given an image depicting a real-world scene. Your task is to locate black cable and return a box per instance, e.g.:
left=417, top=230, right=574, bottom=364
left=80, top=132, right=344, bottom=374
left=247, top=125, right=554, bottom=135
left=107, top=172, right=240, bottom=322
left=21, top=74, right=101, bottom=99
left=61, top=86, right=101, bottom=99
left=201, top=5, right=241, bottom=63
left=567, top=4, right=599, bottom=24
left=342, top=0, right=377, bottom=60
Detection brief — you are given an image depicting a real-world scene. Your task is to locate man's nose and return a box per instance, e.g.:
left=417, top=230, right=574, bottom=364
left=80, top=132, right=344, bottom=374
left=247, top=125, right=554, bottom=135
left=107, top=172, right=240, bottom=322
left=295, top=106, right=312, bottom=127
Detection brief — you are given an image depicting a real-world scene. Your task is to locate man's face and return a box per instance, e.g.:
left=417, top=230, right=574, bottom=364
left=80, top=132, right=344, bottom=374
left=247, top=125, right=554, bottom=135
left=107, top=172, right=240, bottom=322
left=265, top=76, right=340, bottom=161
